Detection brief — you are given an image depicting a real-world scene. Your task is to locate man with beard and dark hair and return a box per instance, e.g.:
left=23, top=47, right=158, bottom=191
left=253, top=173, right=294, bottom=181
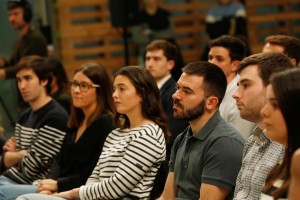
left=158, top=61, right=244, bottom=200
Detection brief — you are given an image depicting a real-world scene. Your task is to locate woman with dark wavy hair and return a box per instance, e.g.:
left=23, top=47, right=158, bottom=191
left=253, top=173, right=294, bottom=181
left=17, top=66, right=167, bottom=200
left=260, top=68, right=300, bottom=199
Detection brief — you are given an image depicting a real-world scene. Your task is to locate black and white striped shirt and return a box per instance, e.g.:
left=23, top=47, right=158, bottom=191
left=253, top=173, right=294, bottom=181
left=4, top=100, right=68, bottom=184
left=79, top=123, right=166, bottom=200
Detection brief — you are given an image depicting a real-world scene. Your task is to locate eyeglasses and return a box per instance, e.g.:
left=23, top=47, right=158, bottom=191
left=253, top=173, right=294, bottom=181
left=69, top=81, right=100, bottom=92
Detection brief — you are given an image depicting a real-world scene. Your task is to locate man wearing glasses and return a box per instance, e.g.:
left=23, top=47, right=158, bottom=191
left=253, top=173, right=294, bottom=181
left=0, top=56, right=68, bottom=189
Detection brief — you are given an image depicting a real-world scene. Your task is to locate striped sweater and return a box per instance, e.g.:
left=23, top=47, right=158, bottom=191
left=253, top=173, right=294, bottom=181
left=3, top=100, right=68, bottom=184
left=79, top=124, right=166, bottom=200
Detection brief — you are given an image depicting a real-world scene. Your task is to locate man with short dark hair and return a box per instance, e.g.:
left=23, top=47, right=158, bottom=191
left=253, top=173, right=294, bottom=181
left=145, top=39, right=188, bottom=161
left=208, top=35, right=255, bottom=139
left=0, top=56, right=68, bottom=192
left=233, top=52, right=296, bottom=199
left=159, top=61, right=244, bottom=200
left=263, top=34, right=300, bottom=66
left=0, top=0, right=47, bottom=78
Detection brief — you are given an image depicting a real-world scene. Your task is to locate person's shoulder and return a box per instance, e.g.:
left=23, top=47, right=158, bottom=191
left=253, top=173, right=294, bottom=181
left=45, top=99, right=69, bottom=118
left=18, top=106, right=34, bottom=119
left=214, top=118, right=244, bottom=143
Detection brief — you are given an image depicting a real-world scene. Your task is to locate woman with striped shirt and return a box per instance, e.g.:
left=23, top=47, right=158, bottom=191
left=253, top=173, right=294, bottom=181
left=17, top=66, right=168, bottom=200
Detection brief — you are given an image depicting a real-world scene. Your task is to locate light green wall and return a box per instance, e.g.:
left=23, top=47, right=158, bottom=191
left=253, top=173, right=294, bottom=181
left=0, top=0, right=34, bottom=137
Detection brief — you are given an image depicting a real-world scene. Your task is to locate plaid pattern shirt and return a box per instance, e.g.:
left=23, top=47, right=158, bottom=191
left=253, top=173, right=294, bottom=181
left=234, top=127, right=285, bottom=200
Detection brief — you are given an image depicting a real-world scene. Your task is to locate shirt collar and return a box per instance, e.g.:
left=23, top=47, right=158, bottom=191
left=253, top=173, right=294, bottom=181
left=192, top=111, right=222, bottom=140
left=157, top=74, right=172, bottom=89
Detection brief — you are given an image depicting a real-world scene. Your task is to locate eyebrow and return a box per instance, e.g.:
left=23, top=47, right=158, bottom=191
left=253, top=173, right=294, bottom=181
left=114, top=83, right=126, bottom=87
left=269, top=97, right=277, bottom=101
left=177, top=84, right=193, bottom=93
left=238, top=79, right=252, bottom=85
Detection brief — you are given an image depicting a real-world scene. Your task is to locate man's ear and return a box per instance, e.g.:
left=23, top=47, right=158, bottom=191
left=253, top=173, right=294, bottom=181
left=206, top=96, right=219, bottom=110
left=167, top=60, right=175, bottom=71
left=231, top=60, right=240, bottom=73
left=40, top=79, right=48, bottom=87
left=291, top=58, right=297, bottom=65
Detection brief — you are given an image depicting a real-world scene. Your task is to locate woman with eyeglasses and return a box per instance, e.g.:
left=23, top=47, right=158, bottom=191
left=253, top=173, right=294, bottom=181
left=0, top=62, right=115, bottom=199
left=17, top=66, right=168, bottom=200
left=259, top=68, right=300, bottom=199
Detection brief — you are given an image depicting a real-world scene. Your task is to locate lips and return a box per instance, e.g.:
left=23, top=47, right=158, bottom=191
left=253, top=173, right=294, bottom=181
left=236, top=102, right=244, bottom=109
left=21, top=92, right=29, bottom=97
left=173, top=101, right=183, bottom=110
left=114, top=101, right=121, bottom=106
left=263, top=121, right=271, bottom=129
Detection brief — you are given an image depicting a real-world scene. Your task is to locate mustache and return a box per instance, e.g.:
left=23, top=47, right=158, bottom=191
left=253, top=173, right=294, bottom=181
left=173, top=100, right=184, bottom=109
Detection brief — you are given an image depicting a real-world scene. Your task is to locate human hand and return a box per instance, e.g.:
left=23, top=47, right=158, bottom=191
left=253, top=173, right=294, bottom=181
left=3, top=136, right=16, bottom=152
left=38, top=179, right=58, bottom=192
left=53, top=188, right=80, bottom=200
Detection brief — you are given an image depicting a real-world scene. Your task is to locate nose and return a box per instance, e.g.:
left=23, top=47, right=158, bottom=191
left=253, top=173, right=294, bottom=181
left=232, top=87, right=240, bottom=100
left=145, top=59, right=153, bottom=69
left=73, top=85, right=81, bottom=93
left=260, top=104, right=269, bottom=118
left=172, top=89, right=180, bottom=101
left=18, top=80, right=26, bottom=90
left=209, top=58, right=217, bottom=65
left=112, top=90, right=118, bottom=99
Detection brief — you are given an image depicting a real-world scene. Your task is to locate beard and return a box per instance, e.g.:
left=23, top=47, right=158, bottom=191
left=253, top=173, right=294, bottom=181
left=173, top=98, right=206, bottom=121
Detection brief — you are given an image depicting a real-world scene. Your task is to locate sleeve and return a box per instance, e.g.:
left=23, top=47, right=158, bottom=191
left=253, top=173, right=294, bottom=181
left=79, top=132, right=164, bottom=200
left=57, top=116, right=114, bottom=192
left=201, top=136, right=244, bottom=192
left=18, top=117, right=67, bottom=179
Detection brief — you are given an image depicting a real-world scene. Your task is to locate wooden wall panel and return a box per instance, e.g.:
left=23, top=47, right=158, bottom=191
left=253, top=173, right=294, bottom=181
left=245, top=0, right=300, bottom=53
left=54, top=0, right=300, bottom=77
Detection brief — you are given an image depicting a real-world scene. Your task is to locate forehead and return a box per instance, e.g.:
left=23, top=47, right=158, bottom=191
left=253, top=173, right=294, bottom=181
left=73, top=71, right=91, bottom=82
left=178, top=73, right=204, bottom=91
left=8, top=7, right=23, bottom=13
left=239, top=65, right=262, bottom=82
left=263, top=43, right=284, bottom=54
left=146, top=49, right=165, bottom=57
left=209, top=46, right=230, bottom=57
left=16, top=68, right=36, bottom=78
left=113, top=75, right=133, bottom=86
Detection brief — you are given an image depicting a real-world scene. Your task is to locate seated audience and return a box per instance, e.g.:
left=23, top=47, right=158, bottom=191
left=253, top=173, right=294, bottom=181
left=0, top=62, right=115, bottom=199
left=17, top=66, right=167, bottom=199
left=260, top=68, right=300, bottom=199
